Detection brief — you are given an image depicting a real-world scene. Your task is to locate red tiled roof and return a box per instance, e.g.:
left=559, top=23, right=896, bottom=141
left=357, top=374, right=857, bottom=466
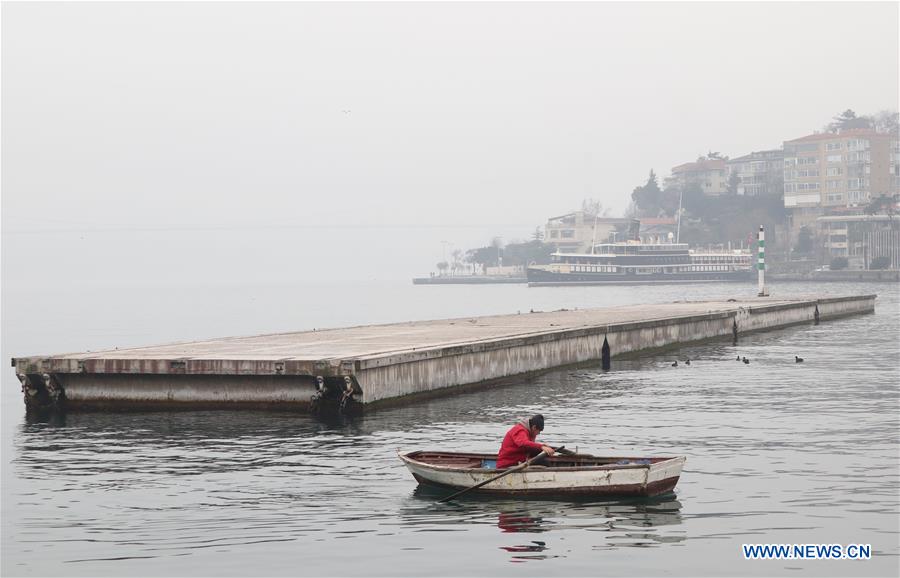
left=672, top=159, right=726, bottom=172
left=785, top=128, right=885, bottom=143
left=727, top=149, right=783, bottom=163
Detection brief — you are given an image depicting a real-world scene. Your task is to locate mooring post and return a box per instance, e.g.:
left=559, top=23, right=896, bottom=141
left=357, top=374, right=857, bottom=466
left=757, top=225, right=769, bottom=297
left=601, top=336, right=611, bottom=370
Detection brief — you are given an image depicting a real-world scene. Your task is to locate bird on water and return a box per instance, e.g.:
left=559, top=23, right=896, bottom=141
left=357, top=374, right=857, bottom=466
left=736, top=355, right=741, bottom=361
left=685, top=359, right=691, bottom=365
left=742, top=357, right=750, bottom=364
left=795, top=356, right=804, bottom=363
left=671, top=361, right=678, bottom=367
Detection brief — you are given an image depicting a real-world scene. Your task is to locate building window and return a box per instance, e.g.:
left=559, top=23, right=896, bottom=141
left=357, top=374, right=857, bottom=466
left=827, top=180, right=841, bottom=189
left=826, top=193, right=844, bottom=203
left=827, top=154, right=842, bottom=163
left=826, top=167, right=843, bottom=176
left=550, top=230, right=559, bottom=238
left=825, top=142, right=842, bottom=151
left=561, top=230, right=575, bottom=238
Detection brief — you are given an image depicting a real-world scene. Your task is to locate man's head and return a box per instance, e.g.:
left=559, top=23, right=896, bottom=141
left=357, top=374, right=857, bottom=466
left=528, top=414, right=545, bottom=436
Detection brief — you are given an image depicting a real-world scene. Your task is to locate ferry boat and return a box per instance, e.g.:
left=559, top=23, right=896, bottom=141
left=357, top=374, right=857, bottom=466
left=526, top=241, right=753, bottom=286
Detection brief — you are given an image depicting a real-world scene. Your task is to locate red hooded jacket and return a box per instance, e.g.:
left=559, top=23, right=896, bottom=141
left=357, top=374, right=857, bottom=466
left=496, top=420, right=544, bottom=468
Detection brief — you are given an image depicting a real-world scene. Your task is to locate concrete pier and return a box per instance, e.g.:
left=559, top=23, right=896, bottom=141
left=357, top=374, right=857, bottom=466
left=12, top=295, right=875, bottom=412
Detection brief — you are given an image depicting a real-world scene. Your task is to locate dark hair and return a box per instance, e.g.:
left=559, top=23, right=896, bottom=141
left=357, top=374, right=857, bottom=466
left=529, top=414, right=545, bottom=431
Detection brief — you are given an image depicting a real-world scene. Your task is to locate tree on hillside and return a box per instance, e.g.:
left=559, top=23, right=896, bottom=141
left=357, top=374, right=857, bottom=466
left=871, top=110, right=899, bottom=135
left=631, top=170, right=663, bottom=217
left=623, top=200, right=638, bottom=219
left=727, top=171, right=740, bottom=195
left=796, top=226, right=813, bottom=254
left=465, top=246, right=497, bottom=270
left=659, top=183, right=681, bottom=216
left=865, top=193, right=899, bottom=223
left=466, top=239, right=554, bottom=269
left=500, top=240, right=555, bottom=266
left=827, top=109, right=872, bottom=132
left=680, top=181, right=706, bottom=216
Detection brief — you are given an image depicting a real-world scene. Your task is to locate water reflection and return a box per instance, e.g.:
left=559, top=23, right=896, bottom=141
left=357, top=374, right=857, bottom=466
left=497, top=510, right=545, bottom=533
left=406, top=485, right=683, bottom=534
left=406, top=488, right=685, bottom=563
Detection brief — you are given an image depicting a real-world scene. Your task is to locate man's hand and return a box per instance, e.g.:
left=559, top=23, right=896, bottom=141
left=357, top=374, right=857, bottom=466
left=541, top=445, right=556, bottom=456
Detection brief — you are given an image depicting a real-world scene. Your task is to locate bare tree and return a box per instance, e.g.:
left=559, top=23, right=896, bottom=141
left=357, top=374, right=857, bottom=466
left=581, top=198, right=611, bottom=217
left=450, top=249, right=463, bottom=275
left=871, top=110, right=899, bottom=135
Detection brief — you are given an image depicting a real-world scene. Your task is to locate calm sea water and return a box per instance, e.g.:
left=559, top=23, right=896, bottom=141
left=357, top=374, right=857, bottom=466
left=2, top=280, right=898, bottom=577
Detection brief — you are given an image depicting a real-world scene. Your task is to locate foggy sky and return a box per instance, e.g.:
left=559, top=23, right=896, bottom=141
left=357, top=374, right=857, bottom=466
left=2, top=2, right=898, bottom=282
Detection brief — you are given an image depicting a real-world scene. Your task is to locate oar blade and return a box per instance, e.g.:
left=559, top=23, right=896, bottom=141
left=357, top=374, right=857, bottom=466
left=435, top=450, right=548, bottom=504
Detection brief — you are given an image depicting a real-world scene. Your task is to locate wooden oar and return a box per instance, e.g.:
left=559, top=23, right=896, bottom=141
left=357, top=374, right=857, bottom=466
left=436, top=448, right=559, bottom=504
left=552, top=445, right=596, bottom=458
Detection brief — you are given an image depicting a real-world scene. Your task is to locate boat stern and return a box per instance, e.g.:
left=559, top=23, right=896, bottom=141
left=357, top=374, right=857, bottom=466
left=644, top=456, right=686, bottom=496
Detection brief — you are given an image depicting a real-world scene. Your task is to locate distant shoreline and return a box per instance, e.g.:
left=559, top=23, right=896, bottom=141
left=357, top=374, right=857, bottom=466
left=412, top=275, right=527, bottom=285
left=770, top=270, right=900, bottom=282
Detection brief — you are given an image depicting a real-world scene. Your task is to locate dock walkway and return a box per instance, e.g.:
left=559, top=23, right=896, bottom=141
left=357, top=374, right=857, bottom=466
left=13, top=295, right=875, bottom=411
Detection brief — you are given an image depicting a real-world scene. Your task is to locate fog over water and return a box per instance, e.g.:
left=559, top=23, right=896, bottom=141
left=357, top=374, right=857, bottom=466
left=3, top=2, right=898, bottom=283
left=2, top=2, right=899, bottom=577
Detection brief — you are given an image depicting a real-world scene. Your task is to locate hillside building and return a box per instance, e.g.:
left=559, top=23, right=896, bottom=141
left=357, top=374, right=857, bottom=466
left=783, top=128, right=899, bottom=247
left=666, top=158, right=728, bottom=196
left=726, top=149, right=784, bottom=196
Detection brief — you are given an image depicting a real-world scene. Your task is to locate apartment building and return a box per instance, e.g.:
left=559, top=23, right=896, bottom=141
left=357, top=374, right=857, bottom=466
left=725, top=149, right=784, bottom=196
left=816, top=215, right=900, bottom=269
left=666, top=158, right=728, bottom=196
left=544, top=212, right=635, bottom=253
left=783, top=128, right=899, bottom=245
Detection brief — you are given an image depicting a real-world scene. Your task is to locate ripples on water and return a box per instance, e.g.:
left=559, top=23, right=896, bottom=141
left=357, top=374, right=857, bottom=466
left=2, top=282, right=898, bottom=576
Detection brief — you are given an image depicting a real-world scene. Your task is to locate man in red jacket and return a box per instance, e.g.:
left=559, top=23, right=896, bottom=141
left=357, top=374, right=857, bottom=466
left=496, top=414, right=556, bottom=468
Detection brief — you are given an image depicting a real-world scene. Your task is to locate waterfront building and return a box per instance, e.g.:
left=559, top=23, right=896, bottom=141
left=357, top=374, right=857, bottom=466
left=544, top=211, right=635, bottom=253
left=666, top=158, right=728, bottom=196
left=726, top=149, right=784, bottom=196
left=816, top=214, right=900, bottom=269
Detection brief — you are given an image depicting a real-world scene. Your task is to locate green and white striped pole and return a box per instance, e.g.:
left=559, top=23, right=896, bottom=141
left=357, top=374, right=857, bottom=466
left=757, top=225, right=768, bottom=297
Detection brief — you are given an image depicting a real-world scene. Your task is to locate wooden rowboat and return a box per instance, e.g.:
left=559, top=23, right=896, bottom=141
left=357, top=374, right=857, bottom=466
left=399, top=450, right=685, bottom=498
